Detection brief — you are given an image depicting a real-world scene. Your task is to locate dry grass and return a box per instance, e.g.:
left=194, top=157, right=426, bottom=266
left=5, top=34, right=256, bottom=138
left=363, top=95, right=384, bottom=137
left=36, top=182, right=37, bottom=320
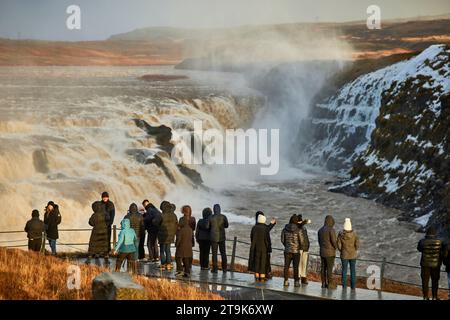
left=0, top=248, right=222, bottom=300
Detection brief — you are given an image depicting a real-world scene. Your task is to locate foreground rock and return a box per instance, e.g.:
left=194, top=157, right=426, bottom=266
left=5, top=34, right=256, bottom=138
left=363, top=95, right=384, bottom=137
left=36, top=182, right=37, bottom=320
left=92, top=272, right=147, bottom=300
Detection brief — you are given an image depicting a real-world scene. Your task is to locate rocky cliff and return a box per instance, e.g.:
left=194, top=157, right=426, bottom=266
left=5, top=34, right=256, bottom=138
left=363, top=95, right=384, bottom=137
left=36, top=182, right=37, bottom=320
left=304, top=44, right=449, bottom=229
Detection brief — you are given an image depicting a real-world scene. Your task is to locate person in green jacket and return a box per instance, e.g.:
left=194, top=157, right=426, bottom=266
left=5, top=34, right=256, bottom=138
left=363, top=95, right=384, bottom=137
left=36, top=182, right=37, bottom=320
left=114, top=218, right=138, bottom=274
left=337, top=218, right=360, bottom=290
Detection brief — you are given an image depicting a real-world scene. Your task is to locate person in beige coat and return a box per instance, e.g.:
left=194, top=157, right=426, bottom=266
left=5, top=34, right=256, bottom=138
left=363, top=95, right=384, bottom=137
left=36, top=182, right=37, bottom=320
left=337, top=218, right=360, bottom=290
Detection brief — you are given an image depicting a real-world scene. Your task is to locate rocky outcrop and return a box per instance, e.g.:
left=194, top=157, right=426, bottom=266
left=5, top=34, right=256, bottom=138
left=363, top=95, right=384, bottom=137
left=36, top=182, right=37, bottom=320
left=130, top=119, right=204, bottom=186
left=92, top=272, right=147, bottom=300
left=133, top=119, right=174, bottom=153
left=327, top=44, right=450, bottom=229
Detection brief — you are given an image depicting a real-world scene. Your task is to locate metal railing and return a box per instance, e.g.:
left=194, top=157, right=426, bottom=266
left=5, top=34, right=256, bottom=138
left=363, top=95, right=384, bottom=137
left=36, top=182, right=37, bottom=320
left=1, top=227, right=449, bottom=291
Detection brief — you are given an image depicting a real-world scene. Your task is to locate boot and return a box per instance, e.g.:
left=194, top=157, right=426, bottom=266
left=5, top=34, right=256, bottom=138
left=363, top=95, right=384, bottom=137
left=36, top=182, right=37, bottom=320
left=294, top=280, right=300, bottom=287
left=301, top=277, right=308, bottom=285
left=283, top=280, right=289, bottom=287
left=328, top=282, right=337, bottom=290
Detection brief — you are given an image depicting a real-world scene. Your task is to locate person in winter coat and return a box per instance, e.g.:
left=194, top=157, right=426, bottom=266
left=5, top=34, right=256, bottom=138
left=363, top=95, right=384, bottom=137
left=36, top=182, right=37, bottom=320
left=179, top=205, right=196, bottom=249
left=114, top=218, right=139, bottom=274
left=175, top=219, right=194, bottom=277
left=209, top=204, right=229, bottom=273
left=44, top=201, right=62, bottom=255
left=417, top=226, right=444, bottom=300
left=443, top=243, right=450, bottom=300
left=196, top=207, right=212, bottom=270
left=337, top=218, right=360, bottom=290
left=249, top=214, right=271, bottom=281
left=138, top=205, right=147, bottom=260
left=125, top=203, right=145, bottom=260
left=153, top=201, right=178, bottom=270
left=281, top=215, right=302, bottom=287
left=101, top=191, right=115, bottom=254
left=255, top=211, right=276, bottom=278
left=142, top=199, right=161, bottom=262
left=296, top=214, right=311, bottom=284
left=24, top=209, right=45, bottom=252
left=179, top=205, right=196, bottom=231
left=318, top=215, right=337, bottom=289
left=86, top=201, right=110, bottom=265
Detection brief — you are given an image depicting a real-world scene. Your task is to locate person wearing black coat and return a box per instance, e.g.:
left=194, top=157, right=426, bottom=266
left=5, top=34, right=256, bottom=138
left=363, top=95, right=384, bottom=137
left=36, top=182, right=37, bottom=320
left=444, top=243, right=450, bottom=300
left=24, top=210, right=45, bottom=252
left=101, top=192, right=115, bottom=253
left=87, top=201, right=110, bottom=265
left=281, top=214, right=302, bottom=287
left=44, top=201, right=61, bottom=255
left=196, top=208, right=212, bottom=270
left=209, top=204, right=229, bottom=273
left=255, top=211, right=276, bottom=278
left=417, top=226, right=444, bottom=300
left=248, top=214, right=271, bottom=281
left=153, top=201, right=178, bottom=269
left=143, top=200, right=161, bottom=262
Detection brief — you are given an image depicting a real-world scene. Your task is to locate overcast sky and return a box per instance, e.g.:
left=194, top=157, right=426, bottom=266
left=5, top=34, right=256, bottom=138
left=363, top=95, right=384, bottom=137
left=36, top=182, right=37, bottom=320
left=0, top=0, right=449, bottom=41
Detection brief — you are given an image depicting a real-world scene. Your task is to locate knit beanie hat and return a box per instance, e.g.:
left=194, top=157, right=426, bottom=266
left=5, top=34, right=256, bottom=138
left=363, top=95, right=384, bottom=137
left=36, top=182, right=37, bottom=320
left=344, top=218, right=352, bottom=231
left=257, top=214, right=267, bottom=224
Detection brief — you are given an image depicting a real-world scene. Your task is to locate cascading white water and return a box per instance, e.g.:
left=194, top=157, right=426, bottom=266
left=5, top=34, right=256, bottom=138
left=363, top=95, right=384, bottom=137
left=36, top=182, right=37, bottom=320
left=0, top=66, right=260, bottom=242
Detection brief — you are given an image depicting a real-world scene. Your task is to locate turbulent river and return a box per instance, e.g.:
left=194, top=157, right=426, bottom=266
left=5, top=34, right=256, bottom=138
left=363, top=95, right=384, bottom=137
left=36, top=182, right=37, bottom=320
left=0, top=65, right=428, bottom=285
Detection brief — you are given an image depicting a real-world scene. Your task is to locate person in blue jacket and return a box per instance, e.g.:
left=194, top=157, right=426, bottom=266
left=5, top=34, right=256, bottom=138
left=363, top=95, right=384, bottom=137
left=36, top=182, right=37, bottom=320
left=114, top=218, right=139, bottom=274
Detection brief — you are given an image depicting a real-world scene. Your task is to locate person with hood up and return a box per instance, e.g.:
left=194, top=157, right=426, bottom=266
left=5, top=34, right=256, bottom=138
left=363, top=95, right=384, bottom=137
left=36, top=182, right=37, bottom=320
left=179, top=205, right=196, bottom=231
left=179, top=205, right=196, bottom=248
left=100, top=191, right=115, bottom=254
left=281, top=214, right=302, bottom=287
left=142, top=199, right=161, bottom=262
left=318, top=215, right=337, bottom=289
left=249, top=214, right=271, bottom=282
left=417, top=226, right=444, bottom=300
left=296, top=214, right=311, bottom=284
left=153, top=201, right=178, bottom=270
left=44, top=201, right=62, bottom=256
left=125, top=203, right=145, bottom=260
left=175, top=219, right=194, bottom=277
left=209, top=204, right=229, bottom=273
left=195, top=207, right=212, bottom=270
left=337, top=218, right=360, bottom=290
left=86, top=201, right=110, bottom=265
left=24, top=209, right=45, bottom=252
left=114, top=218, right=138, bottom=274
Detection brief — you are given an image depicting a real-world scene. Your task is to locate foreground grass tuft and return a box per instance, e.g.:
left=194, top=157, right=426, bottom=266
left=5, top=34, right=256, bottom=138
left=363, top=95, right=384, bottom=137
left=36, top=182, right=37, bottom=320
left=0, top=248, right=222, bottom=300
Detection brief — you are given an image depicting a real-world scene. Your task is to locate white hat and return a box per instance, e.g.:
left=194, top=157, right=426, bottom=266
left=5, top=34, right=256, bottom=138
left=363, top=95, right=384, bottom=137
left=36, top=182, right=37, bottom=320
left=257, top=214, right=266, bottom=224
left=344, top=218, right=352, bottom=231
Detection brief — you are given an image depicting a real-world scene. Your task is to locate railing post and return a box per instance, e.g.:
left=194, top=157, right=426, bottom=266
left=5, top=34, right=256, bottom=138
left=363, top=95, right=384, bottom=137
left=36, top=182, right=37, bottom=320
left=112, top=225, right=117, bottom=249
left=380, top=257, right=386, bottom=291
left=40, top=231, right=46, bottom=254
left=230, top=236, right=237, bottom=272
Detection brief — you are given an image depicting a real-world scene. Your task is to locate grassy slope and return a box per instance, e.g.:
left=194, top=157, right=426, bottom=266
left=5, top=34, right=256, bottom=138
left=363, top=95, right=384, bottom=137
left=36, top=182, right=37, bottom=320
left=0, top=248, right=221, bottom=300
